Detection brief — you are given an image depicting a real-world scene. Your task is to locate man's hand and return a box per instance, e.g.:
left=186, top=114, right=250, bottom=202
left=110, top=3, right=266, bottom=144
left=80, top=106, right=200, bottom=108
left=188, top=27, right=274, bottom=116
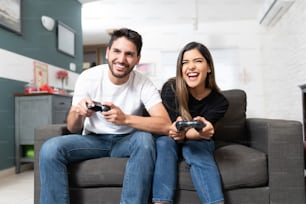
left=101, top=102, right=127, bottom=125
left=67, top=98, right=95, bottom=133
left=73, top=98, right=96, bottom=117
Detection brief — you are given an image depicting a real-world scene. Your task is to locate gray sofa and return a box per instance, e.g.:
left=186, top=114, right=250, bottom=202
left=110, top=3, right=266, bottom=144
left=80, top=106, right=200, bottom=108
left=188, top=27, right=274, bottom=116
left=34, top=89, right=305, bottom=204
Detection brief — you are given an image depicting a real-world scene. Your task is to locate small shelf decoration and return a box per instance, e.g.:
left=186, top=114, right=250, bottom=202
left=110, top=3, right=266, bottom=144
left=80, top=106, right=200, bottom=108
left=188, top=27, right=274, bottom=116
left=56, top=70, right=68, bottom=92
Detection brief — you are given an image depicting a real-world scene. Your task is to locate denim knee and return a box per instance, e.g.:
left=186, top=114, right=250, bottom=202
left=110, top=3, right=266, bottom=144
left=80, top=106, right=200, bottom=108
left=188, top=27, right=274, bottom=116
left=134, top=131, right=154, bottom=147
left=156, top=136, right=177, bottom=157
left=40, top=137, right=66, bottom=164
left=156, top=136, right=176, bottom=148
left=131, top=131, right=156, bottom=156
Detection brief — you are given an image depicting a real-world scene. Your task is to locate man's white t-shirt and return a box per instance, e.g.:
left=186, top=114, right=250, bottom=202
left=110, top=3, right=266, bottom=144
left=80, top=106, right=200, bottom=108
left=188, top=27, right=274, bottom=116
left=72, top=64, right=161, bottom=135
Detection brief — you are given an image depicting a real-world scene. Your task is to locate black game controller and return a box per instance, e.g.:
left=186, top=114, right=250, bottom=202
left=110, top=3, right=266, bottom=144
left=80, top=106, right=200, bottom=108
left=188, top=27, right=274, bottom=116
left=176, top=120, right=206, bottom=131
left=86, top=101, right=110, bottom=112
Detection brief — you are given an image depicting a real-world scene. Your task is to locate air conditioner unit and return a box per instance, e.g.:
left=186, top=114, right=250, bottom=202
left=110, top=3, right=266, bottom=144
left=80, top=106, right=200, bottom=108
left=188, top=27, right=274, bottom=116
left=259, top=0, right=295, bottom=26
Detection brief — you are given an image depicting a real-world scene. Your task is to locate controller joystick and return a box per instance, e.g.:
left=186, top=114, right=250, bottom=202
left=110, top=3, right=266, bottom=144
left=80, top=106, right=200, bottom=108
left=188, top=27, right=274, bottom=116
left=175, top=120, right=206, bottom=131
left=86, top=101, right=111, bottom=112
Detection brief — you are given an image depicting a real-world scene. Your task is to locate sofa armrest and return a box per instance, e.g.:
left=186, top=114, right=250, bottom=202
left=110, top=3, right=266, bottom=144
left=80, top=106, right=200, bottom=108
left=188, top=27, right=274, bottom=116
left=35, top=124, right=70, bottom=141
left=34, top=124, right=70, bottom=204
left=246, top=118, right=305, bottom=204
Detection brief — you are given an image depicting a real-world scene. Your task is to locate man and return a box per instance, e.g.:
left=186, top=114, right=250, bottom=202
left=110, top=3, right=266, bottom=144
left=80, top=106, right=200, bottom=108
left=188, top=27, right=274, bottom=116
left=39, top=28, right=171, bottom=204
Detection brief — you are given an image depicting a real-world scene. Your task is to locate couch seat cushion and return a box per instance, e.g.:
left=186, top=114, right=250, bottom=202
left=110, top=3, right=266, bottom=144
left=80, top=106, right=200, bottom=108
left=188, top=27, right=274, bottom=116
left=68, top=157, right=127, bottom=187
left=68, top=144, right=267, bottom=191
left=215, top=144, right=268, bottom=190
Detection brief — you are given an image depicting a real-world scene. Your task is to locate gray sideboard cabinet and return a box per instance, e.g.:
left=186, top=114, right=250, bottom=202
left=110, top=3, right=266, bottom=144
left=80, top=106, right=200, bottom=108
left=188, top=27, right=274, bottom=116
left=15, top=93, right=72, bottom=173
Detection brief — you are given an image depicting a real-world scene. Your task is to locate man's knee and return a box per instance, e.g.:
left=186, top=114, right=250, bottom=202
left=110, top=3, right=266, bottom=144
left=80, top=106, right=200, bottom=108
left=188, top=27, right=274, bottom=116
left=40, top=137, right=64, bottom=162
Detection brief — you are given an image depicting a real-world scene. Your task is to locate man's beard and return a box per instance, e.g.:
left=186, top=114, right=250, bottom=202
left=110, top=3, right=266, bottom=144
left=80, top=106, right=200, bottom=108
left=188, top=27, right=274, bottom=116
left=108, top=62, right=133, bottom=79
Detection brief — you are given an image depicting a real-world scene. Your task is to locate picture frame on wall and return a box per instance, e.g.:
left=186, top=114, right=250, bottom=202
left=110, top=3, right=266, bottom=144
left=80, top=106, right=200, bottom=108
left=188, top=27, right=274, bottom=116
left=57, top=21, right=75, bottom=57
left=33, top=61, right=48, bottom=88
left=136, top=63, right=155, bottom=77
left=0, top=0, right=22, bottom=35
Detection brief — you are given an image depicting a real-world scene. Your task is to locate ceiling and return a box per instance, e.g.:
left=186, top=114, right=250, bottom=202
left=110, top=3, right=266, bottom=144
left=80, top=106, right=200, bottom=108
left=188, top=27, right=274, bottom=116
left=79, top=0, right=266, bottom=45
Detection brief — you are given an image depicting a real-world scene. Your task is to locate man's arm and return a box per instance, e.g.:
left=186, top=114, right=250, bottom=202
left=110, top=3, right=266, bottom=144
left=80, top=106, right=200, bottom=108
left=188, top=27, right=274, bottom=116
left=126, top=102, right=171, bottom=135
left=67, top=98, right=94, bottom=133
left=102, top=102, right=171, bottom=135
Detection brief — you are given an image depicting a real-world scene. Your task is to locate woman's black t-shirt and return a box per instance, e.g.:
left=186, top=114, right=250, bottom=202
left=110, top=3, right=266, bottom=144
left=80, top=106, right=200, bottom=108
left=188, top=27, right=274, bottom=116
left=161, top=79, right=229, bottom=124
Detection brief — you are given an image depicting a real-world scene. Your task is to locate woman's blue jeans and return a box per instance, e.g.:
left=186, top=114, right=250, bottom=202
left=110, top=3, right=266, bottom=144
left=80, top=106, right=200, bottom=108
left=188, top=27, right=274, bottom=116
left=39, top=131, right=156, bottom=204
left=152, top=136, right=224, bottom=204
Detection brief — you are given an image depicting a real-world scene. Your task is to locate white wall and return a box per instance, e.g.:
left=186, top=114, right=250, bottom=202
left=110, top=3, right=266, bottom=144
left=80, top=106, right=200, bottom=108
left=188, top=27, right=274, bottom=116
left=136, top=0, right=306, bottom=123
left=0, top=48, right=78, bottom=91
left=3, top=0, right=305, bottom=123
left=138, top=20, right=265, bottom=118
left=260, top=0, right=306, bottom=122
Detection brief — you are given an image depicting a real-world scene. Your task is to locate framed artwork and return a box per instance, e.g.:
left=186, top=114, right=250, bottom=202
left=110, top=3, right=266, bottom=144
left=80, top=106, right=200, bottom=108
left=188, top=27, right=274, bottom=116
left=34, top=61, right=48, bottom=88
left=136, top=63, right=155, bottom=77
left=0, top=0, right=22, bottom=34
left=57, top=21, right=75, bottom=57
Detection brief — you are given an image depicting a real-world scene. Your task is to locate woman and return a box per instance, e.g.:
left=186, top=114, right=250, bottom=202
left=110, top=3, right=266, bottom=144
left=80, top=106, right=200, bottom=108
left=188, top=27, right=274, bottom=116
left=152, top=42, right=229, bottom=204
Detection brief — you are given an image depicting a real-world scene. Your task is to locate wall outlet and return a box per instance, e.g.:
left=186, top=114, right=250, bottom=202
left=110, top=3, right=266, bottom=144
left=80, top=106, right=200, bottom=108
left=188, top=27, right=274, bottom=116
left=69, top=63, right=76, bottom=71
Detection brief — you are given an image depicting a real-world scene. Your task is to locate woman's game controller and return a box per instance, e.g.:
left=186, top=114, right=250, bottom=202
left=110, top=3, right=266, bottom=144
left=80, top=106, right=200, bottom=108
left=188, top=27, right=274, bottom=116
left=175, top=120, right=206, bottom=131
left=86, top=101, right=111, bottom=112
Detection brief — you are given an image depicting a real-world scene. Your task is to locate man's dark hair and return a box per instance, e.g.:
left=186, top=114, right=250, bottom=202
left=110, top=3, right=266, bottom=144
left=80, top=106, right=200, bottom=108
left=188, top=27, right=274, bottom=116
left=108, top=28, right=142, bottom=56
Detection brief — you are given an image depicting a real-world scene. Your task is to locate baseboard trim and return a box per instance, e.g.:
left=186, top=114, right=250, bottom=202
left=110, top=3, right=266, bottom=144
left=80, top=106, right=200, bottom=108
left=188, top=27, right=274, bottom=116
left=0, top=167, right=15, bottom=178
left=0, top=164, right=34, bottom=178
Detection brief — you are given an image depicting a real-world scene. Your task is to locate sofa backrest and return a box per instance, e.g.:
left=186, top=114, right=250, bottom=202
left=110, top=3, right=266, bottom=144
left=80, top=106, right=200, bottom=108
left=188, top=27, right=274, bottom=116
left=214, top=89, right=247, bottom=145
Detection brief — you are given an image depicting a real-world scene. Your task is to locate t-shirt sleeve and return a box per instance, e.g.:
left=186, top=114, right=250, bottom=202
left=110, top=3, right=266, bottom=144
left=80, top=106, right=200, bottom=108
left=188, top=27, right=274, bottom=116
left=72, top=73, right=86, bottom=106
left=72, top=69, right=95, bottom=106
left=160, top=79, right=178, bottom=122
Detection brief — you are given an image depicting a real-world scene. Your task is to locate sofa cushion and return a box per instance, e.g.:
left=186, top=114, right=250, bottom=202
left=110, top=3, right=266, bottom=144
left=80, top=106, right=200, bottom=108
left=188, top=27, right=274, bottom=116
left=69, top=144, right=268, bottom=192
left=68, top=157, right=127, bottom=187
left=215, top=90, right=247, bottom=145
left=215, top=144, right=268, bottom=190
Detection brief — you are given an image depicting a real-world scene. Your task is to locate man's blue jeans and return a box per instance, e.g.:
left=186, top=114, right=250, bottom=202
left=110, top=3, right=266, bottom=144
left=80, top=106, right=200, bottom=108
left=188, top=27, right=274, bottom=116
left=152, top=136, right=224, bottom=204
left=39, top=131, right=156, bottom=204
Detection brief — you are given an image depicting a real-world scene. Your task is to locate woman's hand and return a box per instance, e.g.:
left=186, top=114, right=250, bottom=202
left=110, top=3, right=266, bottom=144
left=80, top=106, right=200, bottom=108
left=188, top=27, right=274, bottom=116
left=169, top=117, right=186, bottom=142
left=191, top=116, right=214, bottom=140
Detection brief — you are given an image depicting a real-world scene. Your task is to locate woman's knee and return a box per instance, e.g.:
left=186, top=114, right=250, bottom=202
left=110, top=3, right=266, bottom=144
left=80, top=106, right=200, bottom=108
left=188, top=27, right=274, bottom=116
left=156, top=136, right=177, bottom=153
left=156, top=136, right=175, bottom=147
left=183, top=141, right=216, bottom=167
